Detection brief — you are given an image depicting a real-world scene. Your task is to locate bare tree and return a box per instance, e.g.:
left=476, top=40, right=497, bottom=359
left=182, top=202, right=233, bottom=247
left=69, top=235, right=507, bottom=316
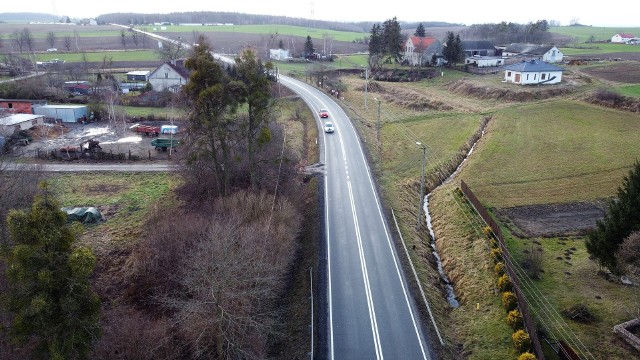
left=140, top=27, right=148, bottom=48
left=120, top=29, right=127, bottom=50
left=12, top=30, right=25, bottom=53
left=73, top=30, right=80, bottom=51
left=156, top=40, right=186, bottom=61
left=63, top=36, right=72, bottom=51
left=130, top=30, right=139, bottom=48
left=46, top=31, right=57, bottom=49
left=21, top=28, right=34, bottom=53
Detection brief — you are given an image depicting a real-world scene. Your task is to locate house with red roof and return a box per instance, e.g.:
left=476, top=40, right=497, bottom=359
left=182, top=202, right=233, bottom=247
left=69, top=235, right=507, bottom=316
left=403, top=36, right=443, bottom=66
left=611, top=33, right=635, bottom=43
left=148, top=60, right=190, bottom=92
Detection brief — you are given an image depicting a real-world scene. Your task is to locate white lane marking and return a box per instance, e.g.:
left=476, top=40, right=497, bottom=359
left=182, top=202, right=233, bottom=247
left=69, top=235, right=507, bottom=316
left=348, top=179, right=383, bottom=360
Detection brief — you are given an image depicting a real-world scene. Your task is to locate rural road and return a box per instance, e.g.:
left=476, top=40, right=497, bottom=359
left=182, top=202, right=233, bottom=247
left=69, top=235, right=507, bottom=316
left=110, top=25, right=437, bottom=359
left=280, top=75, right=435, bottom=359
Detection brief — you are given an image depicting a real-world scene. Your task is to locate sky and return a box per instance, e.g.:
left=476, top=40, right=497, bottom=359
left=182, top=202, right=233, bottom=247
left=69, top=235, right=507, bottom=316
left=3, top=1, right=639, bottom=28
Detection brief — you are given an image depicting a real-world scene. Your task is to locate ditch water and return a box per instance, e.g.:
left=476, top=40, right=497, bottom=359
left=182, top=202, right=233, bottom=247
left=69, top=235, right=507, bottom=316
left=422, top=128, right=486, bottom=308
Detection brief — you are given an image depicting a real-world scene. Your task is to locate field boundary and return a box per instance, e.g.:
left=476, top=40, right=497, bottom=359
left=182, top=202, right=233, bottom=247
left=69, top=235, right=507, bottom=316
left=460, top=180, right=545, bottom=359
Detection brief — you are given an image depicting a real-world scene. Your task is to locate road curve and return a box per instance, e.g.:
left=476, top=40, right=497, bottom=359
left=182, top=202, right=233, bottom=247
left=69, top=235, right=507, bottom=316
left=280, top=75, right=435, bottom=360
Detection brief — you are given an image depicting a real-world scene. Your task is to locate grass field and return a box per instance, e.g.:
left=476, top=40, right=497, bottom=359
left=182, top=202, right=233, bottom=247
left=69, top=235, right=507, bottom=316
left=147, top=24, right=367, bottom=42
left=458, top=100, right=640, bottom=208
left=551, top=26, right=640, bottom=43
left=47, top=172, right=179, bottom=251
left=618, top=84, right=640, bottom=97
left=115, top=105, right=187, bottom=119
left=36, top=50, right=161, bottom=62
left=560, top=43, right=640, bottom=55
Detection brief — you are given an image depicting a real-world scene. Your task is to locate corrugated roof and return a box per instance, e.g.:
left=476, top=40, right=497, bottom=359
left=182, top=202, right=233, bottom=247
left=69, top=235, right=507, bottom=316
left=35, top=104, right=87, bottom=109
left=460, top=40, right=496, bottom=51
left=0, top=114, right=43, bottom=126
left=525, top=45, right=555, bottom=55
left=504, top=59, right=564, bottom=72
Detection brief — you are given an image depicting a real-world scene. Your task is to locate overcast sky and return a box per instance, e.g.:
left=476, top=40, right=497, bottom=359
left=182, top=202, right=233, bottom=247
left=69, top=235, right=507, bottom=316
left=4, top=1, right=638, bottom=27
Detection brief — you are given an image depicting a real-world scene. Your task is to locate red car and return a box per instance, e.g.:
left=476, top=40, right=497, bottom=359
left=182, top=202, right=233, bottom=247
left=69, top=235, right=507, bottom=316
left=319, top=109, right=329, bottom=118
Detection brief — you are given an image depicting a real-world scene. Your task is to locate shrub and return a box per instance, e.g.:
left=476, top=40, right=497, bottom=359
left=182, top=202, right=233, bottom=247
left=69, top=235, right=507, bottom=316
left=502, top=291, right=518, bottom=312
left=507, top=309, right=524, bottom=330
left=497, top=273, right=512, bottom=292
left=482, top=226, right=493, bottom=238
left=517, top=352, right=536, bottom=360
left=512, top=329, right=532, bottom=353
left=495, top=262, right=506, bottom=276
left=491, top=248, right=503, bottom=262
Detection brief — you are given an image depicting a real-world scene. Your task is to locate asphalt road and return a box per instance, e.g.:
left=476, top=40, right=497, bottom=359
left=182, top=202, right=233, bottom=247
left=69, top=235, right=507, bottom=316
left=280, top=76, right=435, bottom=359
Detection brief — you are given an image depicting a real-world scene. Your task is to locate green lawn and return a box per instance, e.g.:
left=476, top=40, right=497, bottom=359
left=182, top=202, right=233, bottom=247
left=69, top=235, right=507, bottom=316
left=48, top=173, right=179, bottom=246
left=551, top=26, right=640, bottom=43
left=37, top=50, right=161, bottom=63
left=560, top=43, right=640, bottom=55
left=459, top=100, right=640, bottom=208
left=618, top=85, right=640, bottom=97
left=146, top=24, right=366, bottom=42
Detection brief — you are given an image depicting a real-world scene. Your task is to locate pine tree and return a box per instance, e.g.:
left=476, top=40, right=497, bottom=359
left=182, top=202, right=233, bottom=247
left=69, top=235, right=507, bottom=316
left=414, top=23, right=426, bottom=37
left=382, top=17, right=403, bottom=65
left=3, top=184, right=100, bottom=359
left=586, top=161, right=640, bottom=273
left=304, top=35, right=314, bottom=56
left=368, top=23, right=383, bottom=70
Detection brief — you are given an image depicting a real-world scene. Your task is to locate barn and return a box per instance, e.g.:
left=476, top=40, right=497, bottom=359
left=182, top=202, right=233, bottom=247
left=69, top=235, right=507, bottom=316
left=0, top=114, right=45, bottom=135
left=33, top=104, right=89, bottom=123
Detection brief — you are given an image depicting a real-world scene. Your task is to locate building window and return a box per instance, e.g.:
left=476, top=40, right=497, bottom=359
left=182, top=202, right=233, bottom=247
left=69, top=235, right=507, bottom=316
left=8, top=103, right=12, bottom=108
left=534, top=74, right=537, bottom=80
left=165, top=73, right=169, bottom=78
left=507, top=71, right=511, bottom=77
left=542, top=73, right=546, bottom=80
left=526, top=74, right=529, bottom=80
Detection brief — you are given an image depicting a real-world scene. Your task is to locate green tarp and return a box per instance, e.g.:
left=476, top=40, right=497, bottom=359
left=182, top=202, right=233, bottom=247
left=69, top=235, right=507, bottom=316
left=61, top=207, right=104, bottom=224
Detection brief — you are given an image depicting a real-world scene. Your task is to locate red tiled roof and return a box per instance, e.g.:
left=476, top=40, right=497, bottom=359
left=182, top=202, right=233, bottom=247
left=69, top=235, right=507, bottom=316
left=407, top=36, right=438, bottom=48
left=618, top=33, right=635, bottom=38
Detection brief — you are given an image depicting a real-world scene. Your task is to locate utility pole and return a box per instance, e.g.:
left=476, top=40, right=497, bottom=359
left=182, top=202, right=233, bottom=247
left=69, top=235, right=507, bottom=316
left=416, top=142, right=427, bottom=230
left=376, top=98, right=381, bottom=157
left=364, top=66, right=369, bottom=109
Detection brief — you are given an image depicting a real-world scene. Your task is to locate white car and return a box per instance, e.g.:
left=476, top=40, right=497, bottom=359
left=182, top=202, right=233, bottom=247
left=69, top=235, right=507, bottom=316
left=324, top=122, right=335, bottom=133
left=46, top=48, right=58, bottom=52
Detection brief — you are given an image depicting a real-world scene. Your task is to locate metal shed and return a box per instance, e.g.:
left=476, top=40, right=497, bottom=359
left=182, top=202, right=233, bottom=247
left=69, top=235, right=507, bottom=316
left=33, top=104, right=88, bottom=123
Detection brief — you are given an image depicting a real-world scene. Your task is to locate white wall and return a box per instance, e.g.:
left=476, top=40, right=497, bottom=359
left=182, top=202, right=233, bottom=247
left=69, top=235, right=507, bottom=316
left=504, top=71, right=562, bottom=84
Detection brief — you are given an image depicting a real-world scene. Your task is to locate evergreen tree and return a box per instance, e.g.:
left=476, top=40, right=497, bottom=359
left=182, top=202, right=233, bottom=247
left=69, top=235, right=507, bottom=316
left=586, top=161, right=640, bottom=273
left=414, top=23, right=426, bottom=37
left=382, top=17, right=403, bottom=65
left=3, top=184, right=100, bottom=359
left=304, top=35, right=314, bottom=56
left=278, top=39, right=284, bottom=49
left=368, top=23, right=383, bottom=69
left=443, top=31, right=465, bottom=66
left=234, top=48, right=273, bottom=189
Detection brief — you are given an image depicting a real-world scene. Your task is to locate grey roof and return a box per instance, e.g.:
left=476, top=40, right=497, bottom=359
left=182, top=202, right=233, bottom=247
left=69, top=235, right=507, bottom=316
left=504, top=60, right=564, bottom=72
left=504, top=43, right=540, bottom=53
left=524, top=45, right=555, bottom=55
left=460, top=40, right=496, bottom=51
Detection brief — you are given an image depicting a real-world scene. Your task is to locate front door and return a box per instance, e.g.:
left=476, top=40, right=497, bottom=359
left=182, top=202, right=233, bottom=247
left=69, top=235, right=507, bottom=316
left=515, top=73, right=521, bottom=83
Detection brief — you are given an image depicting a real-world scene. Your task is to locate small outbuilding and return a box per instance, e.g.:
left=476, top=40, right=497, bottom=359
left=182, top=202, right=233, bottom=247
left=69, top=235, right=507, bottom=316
left=269, top=49, right=291, bottom=61
left=465, top=55, right=504, bottom=67
left=504, top=60, right=564, bottom=85
left=0, top=99, right=47, bottom=114
left=126, top=70, right=151, bottom=81
left=0, top=114, right=45, bottom=135
left=33, top=104, right=88, bottom=123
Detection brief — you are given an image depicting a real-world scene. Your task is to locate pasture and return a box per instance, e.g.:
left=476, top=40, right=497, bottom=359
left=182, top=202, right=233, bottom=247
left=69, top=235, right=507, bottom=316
left=551, top=26, right=640, bottom=43
left=36, top=50, right=161, bottom=62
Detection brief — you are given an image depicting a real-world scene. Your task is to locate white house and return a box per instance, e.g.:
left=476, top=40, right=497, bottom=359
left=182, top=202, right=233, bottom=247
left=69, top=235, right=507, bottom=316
left=148, top=60, right=190, bottom=92
left=0, top=114, right=44, bottom=136
left=503, top=44, right=563, bottom=63
left=611, top=33, right=635, bottom=43
left=404, top=36, right=442, bottom=66
left=504, top=60, right=564, bottom=85
left=269, top=49, right=290, bottom=61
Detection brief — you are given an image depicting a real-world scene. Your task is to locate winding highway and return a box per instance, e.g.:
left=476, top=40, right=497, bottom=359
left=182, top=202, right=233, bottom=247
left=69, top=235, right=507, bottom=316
left=279, top=77, right=434, bottom=359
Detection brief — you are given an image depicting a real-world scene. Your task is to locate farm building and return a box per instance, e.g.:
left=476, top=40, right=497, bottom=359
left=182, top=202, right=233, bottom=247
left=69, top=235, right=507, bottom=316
left=504, top=60, right=564, bottom=85
left=460, top=40, right=497, bottom=58
left=0, top=114, right=44, bottom=136
left=63, top=81, right=91, bottom=95
left=33, top=104, right=88, bottom=123
left=465, top=55, right=504, bottom=67
left=0, top=99, right=47, bottom=114
left=148, top=60, right=189, bottom=92
left=404, top=36, right=443, bottom=66
left=611, top=33, right=635, bottom=43
left=126, top=70, right=151, bottom=81
left=503, top=44, right=563, bottom=63
left=269, top=49, right=291, bottom=61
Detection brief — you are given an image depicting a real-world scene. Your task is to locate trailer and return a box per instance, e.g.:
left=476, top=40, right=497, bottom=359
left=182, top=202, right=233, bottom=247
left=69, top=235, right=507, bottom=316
left=151, top=138, right=180, bottom=151
left=129, top=123, right=160, bottom=136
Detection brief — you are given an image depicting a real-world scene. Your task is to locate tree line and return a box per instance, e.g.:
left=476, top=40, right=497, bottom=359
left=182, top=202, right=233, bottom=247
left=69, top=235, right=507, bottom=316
left=462, top=20, right=552, bottom=45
